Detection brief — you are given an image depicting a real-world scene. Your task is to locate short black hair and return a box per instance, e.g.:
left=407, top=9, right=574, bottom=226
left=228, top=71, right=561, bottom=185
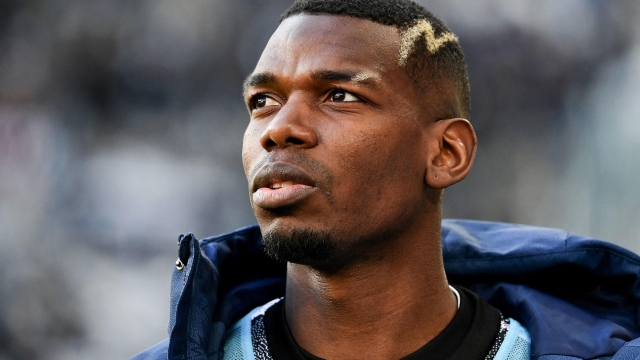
left=281, top=0, right=470, bottom=119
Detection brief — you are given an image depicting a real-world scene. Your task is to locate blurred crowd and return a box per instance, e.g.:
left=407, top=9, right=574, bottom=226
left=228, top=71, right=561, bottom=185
left=1, top=0, right=639, bottom=358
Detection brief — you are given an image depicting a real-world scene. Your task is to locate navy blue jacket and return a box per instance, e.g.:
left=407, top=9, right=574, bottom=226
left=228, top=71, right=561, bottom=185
left=131, top=220, right=640, bottom=360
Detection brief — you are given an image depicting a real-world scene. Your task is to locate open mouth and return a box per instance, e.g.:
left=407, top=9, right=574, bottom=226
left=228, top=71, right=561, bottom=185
left=251, top=162, right=316, bottom=193
left=251, top=162, right=317, bottom=209
left=269, top=181, right=295, bottom=189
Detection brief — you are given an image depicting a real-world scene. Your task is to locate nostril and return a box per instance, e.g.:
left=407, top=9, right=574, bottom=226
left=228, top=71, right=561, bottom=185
left=287, top=137, right=304, bottom=145
left=265, top=139, right=277, bottom=148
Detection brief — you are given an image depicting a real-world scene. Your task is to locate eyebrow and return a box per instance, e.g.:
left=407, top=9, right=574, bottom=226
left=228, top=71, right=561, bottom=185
left=243, top=72, right=276, bottom=94
left=242, top=69, right=381, bottom=94
left=311, top=70, right=380, bottom=88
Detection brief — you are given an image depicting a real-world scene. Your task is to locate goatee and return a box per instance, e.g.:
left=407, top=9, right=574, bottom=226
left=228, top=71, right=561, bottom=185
left=262, top=228, right=337, bottom=265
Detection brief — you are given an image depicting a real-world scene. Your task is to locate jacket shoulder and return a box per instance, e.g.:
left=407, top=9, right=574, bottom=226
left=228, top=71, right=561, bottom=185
left=441, top=219, right=640, bottom=360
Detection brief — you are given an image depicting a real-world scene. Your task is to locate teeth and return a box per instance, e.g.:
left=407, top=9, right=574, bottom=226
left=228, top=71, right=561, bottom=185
left=271, top=181, right=294, bottom=189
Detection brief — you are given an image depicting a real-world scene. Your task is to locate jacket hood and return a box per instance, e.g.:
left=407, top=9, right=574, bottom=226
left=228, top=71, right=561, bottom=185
left=441, top=220, right=640, bottom=358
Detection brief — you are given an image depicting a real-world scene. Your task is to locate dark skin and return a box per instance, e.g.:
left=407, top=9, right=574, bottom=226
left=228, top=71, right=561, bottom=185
left=242, top=14, right=477, bottom=360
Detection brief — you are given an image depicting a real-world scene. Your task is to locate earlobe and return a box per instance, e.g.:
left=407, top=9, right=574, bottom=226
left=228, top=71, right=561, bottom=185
left=425, top=118, right=477, bottom=189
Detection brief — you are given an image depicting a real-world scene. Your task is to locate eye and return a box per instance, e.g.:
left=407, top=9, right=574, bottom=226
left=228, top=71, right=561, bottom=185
left=329, top=89, right=359, bottom=102
left=252, top=95, right=279, bottom=110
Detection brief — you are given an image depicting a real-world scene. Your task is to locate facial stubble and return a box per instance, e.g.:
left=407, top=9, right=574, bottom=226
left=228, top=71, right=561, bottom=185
left=262, top=227, right=338, bottom=265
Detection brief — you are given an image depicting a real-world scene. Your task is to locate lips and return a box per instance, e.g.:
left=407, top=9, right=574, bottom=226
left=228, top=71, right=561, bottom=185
left=251, top=162, right=316, bottom=209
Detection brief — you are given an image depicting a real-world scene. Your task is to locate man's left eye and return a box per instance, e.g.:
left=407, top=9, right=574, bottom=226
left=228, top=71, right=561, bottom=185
left=330, top=90, right=359, bottom=102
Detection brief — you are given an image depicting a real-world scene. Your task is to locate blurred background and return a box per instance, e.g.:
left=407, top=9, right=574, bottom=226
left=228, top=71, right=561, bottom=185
left=1, top=0, right=639, bottom=358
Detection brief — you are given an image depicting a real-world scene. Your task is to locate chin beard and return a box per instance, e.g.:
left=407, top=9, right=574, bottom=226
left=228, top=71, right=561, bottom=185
left=262, top=228, right=338, bottom=266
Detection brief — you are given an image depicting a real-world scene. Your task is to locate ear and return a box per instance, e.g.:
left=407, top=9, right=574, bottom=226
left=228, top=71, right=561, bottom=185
left=425, top=118, right=477, bottom=189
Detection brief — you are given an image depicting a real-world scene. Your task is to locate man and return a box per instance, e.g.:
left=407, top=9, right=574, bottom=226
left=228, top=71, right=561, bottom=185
left=133, top=1, right=640, bottom=359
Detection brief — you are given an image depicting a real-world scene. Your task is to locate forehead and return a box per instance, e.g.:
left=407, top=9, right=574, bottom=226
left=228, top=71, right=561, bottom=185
left=254, top=14, right=403, bottom=82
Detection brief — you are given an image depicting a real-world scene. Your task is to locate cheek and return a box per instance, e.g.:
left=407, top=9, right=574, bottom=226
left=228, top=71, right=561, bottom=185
left=330, top=126, right=423, bottom=211
left=242, top=124, right=262, bottom=178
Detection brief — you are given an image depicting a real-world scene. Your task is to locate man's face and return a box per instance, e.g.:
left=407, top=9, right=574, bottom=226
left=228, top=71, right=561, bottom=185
left=242, top=15, right=434, bottom=265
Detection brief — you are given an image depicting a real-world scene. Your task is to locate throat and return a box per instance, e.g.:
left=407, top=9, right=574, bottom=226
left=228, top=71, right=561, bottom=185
left=283, top=261, right=458, bottom=360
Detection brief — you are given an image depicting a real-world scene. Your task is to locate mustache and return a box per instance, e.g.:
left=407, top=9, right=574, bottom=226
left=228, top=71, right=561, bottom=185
left=248, top=151, right=334, bottom=191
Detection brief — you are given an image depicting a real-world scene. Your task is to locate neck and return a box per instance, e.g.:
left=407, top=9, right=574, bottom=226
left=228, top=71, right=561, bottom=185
left=284, top=223, right=457, bottom=360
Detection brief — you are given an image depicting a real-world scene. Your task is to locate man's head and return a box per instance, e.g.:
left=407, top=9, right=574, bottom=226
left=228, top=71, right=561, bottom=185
left=242, top=0, right=477, bottom=270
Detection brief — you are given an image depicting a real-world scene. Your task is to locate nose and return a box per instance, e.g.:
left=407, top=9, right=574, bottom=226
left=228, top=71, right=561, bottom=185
left=259, top=97, right=318, bottom=151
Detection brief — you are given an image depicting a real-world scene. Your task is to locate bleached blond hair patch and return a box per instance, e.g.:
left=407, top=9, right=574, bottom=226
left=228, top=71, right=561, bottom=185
left=398, top=19, right=458, bottom=66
